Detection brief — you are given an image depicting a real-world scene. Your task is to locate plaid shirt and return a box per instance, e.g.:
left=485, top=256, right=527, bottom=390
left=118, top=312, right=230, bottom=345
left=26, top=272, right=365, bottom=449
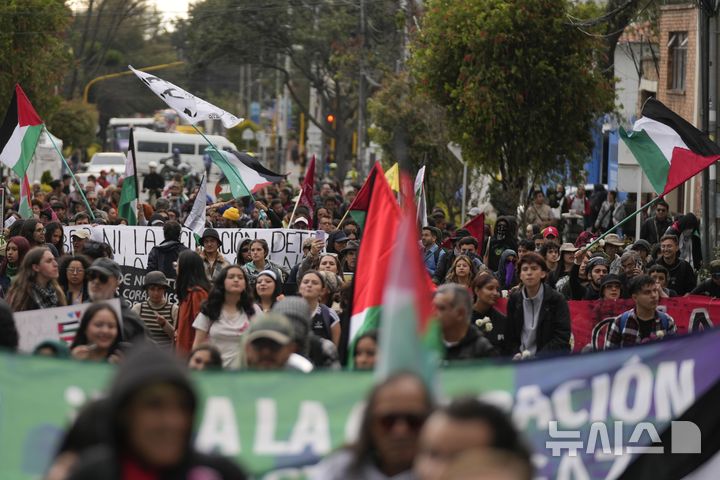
left=605, top=308, right=677, bottom=349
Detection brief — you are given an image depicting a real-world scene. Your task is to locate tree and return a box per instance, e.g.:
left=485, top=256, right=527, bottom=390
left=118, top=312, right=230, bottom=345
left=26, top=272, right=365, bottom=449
left=46, top=100, right=99, bottom=152
left=369, top=72, right=465, bottom=221
left=412, top=0, right=614, bottom=208
left=0, top=1, right=72, bottom=118
left=174, top=0, right=404, bottom=181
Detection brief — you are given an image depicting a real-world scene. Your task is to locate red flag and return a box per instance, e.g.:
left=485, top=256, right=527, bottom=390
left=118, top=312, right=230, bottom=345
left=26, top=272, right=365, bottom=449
left=298, top=155, right=316, bottom=221
left=441, top=213, right=485, bottom=249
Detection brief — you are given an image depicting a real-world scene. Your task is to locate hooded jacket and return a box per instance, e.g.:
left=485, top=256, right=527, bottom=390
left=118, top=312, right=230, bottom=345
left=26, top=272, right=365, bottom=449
left=495, top=249, right=518, bottom=290
left=67, top=345, right=247, bottom=480
left=486, top=216, right=517, bottom=271
left=147, top=240, right=189, bottom=280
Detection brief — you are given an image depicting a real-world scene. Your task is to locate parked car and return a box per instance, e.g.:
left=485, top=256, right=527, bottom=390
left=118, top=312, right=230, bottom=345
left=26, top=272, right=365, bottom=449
left=76, top=152, right=126, bottom=184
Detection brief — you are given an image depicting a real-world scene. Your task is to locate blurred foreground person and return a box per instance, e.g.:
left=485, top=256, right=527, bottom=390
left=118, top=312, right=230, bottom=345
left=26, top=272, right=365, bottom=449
left=414, top=398, right=532, bottom=480
left=67, top=344, right=247, bottom=479
left=312, top=372, right=433, bottom=479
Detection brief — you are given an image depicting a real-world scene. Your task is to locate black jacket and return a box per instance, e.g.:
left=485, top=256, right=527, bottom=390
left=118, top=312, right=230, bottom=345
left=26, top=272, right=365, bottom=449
left=68, top=344, right=247, bottom=480
left=504, top=285, right=571, bottom=356
left=691, top=279, right=720, bottom=298
left=147, top=240, right=189, bottom=279
left=640, top=216, right=673, bottom=245
left=470, top=307, right=507, bottom=352
left=656, top=257, right=697, bottom=295
left=569, top=263, right=601, bottom=300
left=444, top=324, right=497, bottom=361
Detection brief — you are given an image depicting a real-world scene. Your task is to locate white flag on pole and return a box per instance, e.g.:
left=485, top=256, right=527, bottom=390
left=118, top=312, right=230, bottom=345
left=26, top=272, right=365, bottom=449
left=184, top=175, right=207, bottom=243
left=129, top=65, right=243, bottom=129
left=414, top=166, right=428, bottom=227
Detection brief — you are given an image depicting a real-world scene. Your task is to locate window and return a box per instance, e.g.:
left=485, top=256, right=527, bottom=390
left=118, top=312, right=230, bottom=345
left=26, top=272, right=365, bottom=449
left=137, top=141, right=169, bottom=153
left=199, top=144, right=209, bottom=154
left=172, top=143, right=196, bottom=154
left=668, top=32, right=688, bottom=91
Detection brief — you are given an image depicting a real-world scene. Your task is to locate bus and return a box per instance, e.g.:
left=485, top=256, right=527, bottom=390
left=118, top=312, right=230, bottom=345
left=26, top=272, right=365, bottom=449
left=132, top=129, right=237, bottom=182
left=108, top=117, right=156, bottom=152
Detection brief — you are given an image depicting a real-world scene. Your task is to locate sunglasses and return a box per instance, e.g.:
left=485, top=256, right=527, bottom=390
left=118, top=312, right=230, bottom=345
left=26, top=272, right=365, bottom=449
left=87, top=271, right=109, bottom=283
left=377, top=412, right=427, bottom=433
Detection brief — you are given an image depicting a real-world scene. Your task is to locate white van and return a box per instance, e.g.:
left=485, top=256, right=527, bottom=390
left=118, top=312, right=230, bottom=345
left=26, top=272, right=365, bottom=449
left=27, top=130, right=63, bottom=184
left=132, top=129, right=237, bottom=182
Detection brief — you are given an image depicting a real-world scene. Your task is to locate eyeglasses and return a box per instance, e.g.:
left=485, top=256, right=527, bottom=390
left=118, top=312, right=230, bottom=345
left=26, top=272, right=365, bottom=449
left=377, top=412, right=427, bottom=433
left=87, top=271, right=109, bottom=283
left=68, top=268, right=84, bottom=274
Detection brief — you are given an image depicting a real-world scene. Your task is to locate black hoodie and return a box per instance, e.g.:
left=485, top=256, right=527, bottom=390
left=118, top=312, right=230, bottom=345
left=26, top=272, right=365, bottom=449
left=147, top=240, right=189, bottom=280
left=68, top=345, right=247, bottom=480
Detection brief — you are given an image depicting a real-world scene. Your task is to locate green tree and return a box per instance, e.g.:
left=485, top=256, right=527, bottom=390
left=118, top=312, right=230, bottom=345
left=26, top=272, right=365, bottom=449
left=0, top=0, right=72, bottom=118
left=368, top=72, right=465, bottom=221
left=412, top=0, right=614, bottom=208
left=46, top=100, right=99, bottom=151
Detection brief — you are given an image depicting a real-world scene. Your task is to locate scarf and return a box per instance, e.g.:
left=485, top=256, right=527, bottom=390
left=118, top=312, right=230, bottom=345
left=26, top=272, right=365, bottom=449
left=678, top=230, right=694, bottom=269
left=6, top=263, right=18, bottom=279
left=30, top=283, right=59, bottom=309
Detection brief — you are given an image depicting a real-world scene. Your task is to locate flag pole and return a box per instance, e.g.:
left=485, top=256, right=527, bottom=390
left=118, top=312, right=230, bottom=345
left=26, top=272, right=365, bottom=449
left=583, top=195, right=662, bottom=252
left=288, top=187, right=303, bottom=226
left=42, top=125, right=95, bottom=221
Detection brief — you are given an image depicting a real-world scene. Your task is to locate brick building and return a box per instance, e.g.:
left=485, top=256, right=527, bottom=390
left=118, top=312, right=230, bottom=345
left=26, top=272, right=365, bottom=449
left=656, top=3, right=702, bottom=214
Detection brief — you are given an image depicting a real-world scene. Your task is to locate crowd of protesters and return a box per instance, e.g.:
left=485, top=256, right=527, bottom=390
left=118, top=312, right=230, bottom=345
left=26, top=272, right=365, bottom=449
left=0, top=165, right=716, bottom=479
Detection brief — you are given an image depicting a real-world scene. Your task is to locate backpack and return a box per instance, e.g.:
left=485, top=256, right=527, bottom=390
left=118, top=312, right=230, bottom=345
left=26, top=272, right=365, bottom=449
left=618, top=309, right=670, bottom=332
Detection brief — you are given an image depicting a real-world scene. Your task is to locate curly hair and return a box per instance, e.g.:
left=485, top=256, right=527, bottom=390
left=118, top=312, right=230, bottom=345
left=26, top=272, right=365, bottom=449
left=201, top=265, right=256, bottom=322
left=58, top=255, right=91, bottom=291
left=445, top=254, right=478, bottom=287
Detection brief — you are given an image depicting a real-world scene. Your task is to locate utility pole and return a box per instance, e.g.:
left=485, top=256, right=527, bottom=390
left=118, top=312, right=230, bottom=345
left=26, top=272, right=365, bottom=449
left=356, top=0, right=367, bottom=178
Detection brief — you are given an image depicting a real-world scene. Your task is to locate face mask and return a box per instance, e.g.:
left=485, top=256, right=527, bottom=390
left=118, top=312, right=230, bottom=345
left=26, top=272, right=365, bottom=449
left=496, top=223, right=507, bottom=239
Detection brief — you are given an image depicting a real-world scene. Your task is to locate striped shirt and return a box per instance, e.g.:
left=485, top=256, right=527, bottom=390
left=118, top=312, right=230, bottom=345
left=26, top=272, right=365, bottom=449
left=133, top=300, right=177, bottom=349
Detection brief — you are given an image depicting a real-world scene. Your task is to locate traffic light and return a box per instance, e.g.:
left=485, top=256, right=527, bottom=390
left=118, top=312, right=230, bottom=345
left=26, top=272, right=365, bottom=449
left=326, top=113, right=335, bottom=124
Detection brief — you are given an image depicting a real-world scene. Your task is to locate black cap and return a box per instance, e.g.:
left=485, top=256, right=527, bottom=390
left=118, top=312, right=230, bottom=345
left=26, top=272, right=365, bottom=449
left=88, top=258, right=122, bottom=280
left=600, top=274, right=622, bottom=291
left=201, top=228, right=222, bottom=246
left=451, top=228, right=471, bottom=241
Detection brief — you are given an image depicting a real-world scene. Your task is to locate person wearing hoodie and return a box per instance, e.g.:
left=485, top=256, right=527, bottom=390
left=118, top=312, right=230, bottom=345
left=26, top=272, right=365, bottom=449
left=66, top=344, right=247, bottom=480
left=664, top=212, right=703, bottom=270
left=147, top=221, right=189, bottom=280
left=495, top=249, right=518, bottom=291
left=485, top=216, right=517, bottom=272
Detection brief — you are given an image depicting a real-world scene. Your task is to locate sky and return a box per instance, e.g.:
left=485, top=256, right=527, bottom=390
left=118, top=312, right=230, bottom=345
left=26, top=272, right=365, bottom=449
left=152, top=0, right=192, bottom=28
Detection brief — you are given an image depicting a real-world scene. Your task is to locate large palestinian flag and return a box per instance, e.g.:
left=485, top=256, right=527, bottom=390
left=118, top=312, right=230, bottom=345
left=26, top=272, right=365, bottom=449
left=0, top=84, right=43, bottom=178
left=620, top=98, right=720, bottom=195
left=349, top=168, right=400, bottom=353
left=344, top=162, right=383, bottom=229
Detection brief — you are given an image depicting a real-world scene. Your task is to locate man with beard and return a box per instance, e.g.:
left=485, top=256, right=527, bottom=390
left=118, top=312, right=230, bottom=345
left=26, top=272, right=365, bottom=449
left=569, top=252, right=609, bottom=300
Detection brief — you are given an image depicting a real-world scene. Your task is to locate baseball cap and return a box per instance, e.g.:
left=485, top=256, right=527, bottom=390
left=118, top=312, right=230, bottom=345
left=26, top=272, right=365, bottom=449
left=468, top=207, right=481, bottom=217
left=293, top=216, right=309, bottom=226
left=88, top=258, right=122, bottom=280
left=542, top=226, right=559, bottom=239
left=246, top=313, right=293, bottom=345
left=600, top=273, right=622, bottom=291
left=71, top=230, right=91, bottom=240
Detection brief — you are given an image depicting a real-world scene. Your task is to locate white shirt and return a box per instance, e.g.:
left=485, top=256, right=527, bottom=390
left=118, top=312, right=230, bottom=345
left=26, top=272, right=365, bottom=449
left=193, top=304, right=262, bottom=369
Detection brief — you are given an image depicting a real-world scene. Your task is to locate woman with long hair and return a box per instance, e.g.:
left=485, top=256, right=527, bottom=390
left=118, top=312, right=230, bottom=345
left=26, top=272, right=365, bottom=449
left=470, top=272, right=507, bottom=352
left=175, top=250, right=212, bottom=354
left=243, top=239, right=287, bottom=286
left=445, top=255, right=477, bottom=289
left=0, top=236, right=30, bottom=294
left=45, top=221, right=65, bottom=256
left=254, top=270, right=283, bottom=312
left=299, top=270, right=341, bottom=345
left=7, top=247, right=66, bottom=311
left=58, top=255, right=91, bottom=305
left=318, top=253, right=343, bottom=275
left=70, top=302, right=121, bottom=363
left=20, top=219, right=58, bottom=256
left=192, top=265, right=260, bottom=368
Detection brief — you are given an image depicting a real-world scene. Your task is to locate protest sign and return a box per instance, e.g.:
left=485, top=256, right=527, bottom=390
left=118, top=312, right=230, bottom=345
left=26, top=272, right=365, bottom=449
left=13, top=298, right=122, bottom=353
left=2, top=328, right=719, bottom=479
left=496, top=295, right=719, bottom=351
left=63, top=225, right=314, bottom=270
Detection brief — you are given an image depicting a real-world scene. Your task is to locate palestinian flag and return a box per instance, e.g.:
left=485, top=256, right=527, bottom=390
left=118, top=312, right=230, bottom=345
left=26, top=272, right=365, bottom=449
left=349, top=169, right=400, bottom=360
left=441, top=212, right=486, bottom=249
left=620, top=98, right=720, bottom=196
left=118, top=128, right=138, bottom=225
left=345, top=162, right=384, bottom=229
left=211, top=149, right=285, bottom=200
left=375, top=177, right=441, bottom=383
left=0, top=84, right=43, bottom=178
